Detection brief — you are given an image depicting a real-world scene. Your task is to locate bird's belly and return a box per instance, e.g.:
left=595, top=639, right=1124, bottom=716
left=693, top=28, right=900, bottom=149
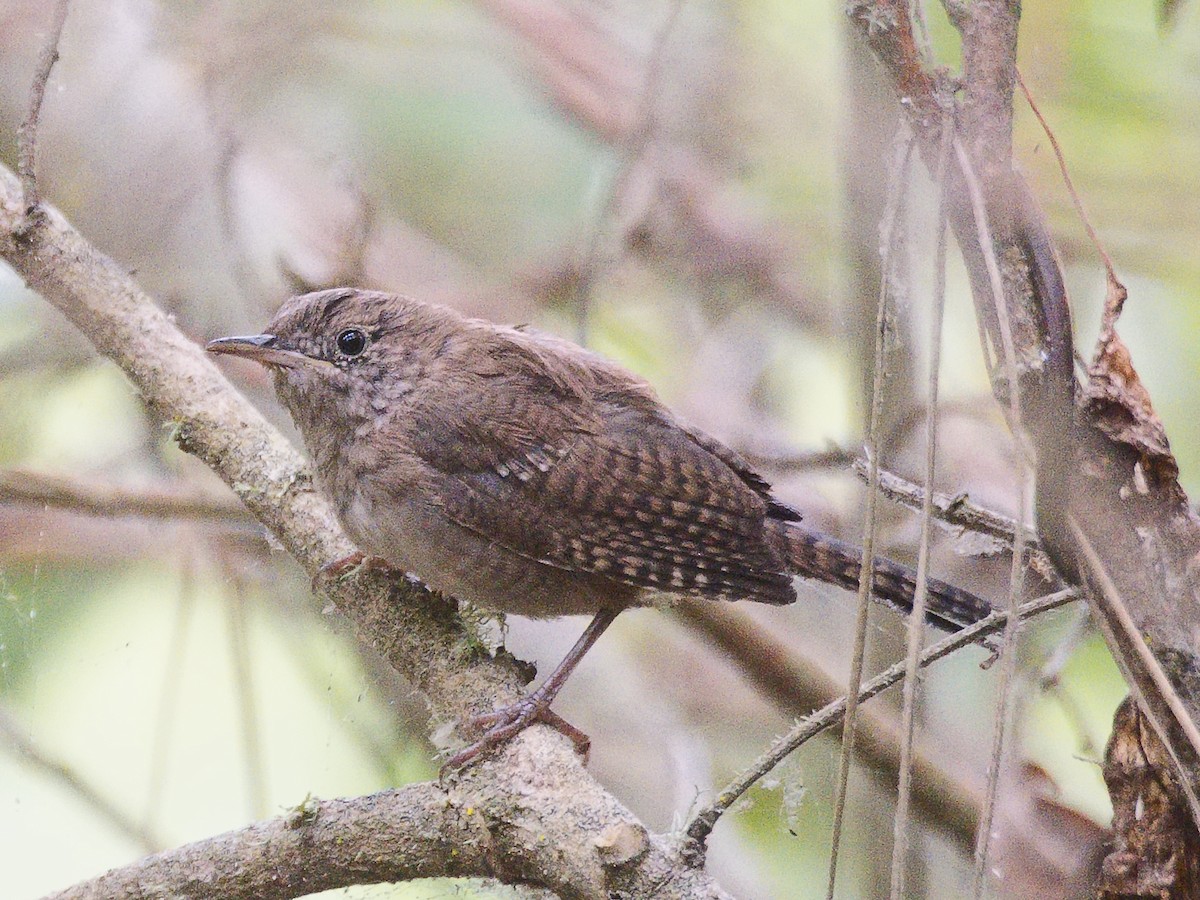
left=337, top=484, right=634, bottom=618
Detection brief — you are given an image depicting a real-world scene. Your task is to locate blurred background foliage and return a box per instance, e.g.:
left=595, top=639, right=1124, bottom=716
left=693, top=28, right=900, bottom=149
left=0, top=0, right=1196, bottom=897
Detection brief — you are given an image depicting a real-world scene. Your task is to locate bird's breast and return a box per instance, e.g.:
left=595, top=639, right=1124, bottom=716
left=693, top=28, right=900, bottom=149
left=335, top=478, right=629, bottom=617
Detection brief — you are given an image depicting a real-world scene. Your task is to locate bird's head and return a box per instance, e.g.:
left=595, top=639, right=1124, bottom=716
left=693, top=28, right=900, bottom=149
left=207, top=288, right=436, bottom=439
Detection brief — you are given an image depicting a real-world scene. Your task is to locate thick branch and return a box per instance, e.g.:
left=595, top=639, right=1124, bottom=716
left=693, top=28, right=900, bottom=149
left=0, top=163, right=729, bottom=899
left=43, top=784, right=499, bottom=900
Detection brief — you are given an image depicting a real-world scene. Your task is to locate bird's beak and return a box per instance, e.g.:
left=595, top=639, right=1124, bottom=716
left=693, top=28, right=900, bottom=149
left=206, top=333, right=309, bottom=369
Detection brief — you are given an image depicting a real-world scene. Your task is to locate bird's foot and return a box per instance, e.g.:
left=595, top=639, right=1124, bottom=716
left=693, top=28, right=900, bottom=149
left=440, top=694, right=591, bottom=776
left=311, top=551, right=393, bottom=593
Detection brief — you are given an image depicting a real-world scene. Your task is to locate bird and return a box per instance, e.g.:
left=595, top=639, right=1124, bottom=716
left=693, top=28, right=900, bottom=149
left=208, top=287, right=993, bottom=768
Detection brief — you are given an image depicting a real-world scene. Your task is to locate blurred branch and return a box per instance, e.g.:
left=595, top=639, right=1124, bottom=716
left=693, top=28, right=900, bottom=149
left=681, top=587, right=1079, bottom=864
left=143, top=558, right=198, bottom=837
left=672, top=600, right=981, bottom=853
left=42, top=784, right=506, bottom=900
left=0, top=163, right=729, bottom=899
left=0, top=468, right=250, bottom=525
left=827, top=126, right=916, bottom=896
left=571, top=0, right=683, bottom=340
left=891, top=114, right=956, bottom=898
left=224, top=570, right=268, bottom=820
left=483, top=0, right=831, bottom=333
left=739, top=444, right=859, bottom=474
left=0, top=705, right=161, bottom=854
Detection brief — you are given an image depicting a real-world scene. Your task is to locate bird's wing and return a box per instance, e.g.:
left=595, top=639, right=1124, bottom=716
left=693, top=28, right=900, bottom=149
left=398, top=361, right=795, bottom=605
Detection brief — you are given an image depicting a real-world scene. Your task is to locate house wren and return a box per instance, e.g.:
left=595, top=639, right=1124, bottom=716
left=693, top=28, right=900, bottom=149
left=208, top=288, right=993, bottom=767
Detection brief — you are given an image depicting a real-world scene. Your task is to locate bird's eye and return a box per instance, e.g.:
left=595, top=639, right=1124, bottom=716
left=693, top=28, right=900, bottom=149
left=336, top=329, right=367, bottom=357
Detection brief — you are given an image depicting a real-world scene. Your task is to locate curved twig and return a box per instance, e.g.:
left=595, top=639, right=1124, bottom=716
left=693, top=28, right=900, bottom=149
left=681, top=588, right=1079, bottom=860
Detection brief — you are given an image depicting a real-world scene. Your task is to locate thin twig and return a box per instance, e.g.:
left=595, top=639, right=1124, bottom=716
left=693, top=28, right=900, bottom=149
left=1037, top=613, right=1103, bottom=759
left=0, top=468, right=251, bottom=525
left=852, top=460, right=1025, bottom=546
left=17, top=0, right=71, bottom=215
left=673, top=600, right=984, bottom=853
left=1037, top=604, right=1093, bottom=693
left=142, top=553, right=198, bottom=835
left=890, top=108, right=954, bottom=900
left=1015, top=69, right=1118, bottom=285
left=973, top=468, right=1033, bottom=895
left=826, top=124, right=916, bottom=900
left=681, top=588, right=1079, bottom=854
left=740, top=445, right=859, bottom=473
left=851, top=460, right=1061, bottom=582
left=0, top=704, right=161, bottom=853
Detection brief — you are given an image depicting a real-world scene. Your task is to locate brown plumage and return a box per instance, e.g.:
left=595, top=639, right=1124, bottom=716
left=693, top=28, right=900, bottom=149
left=208, top=287, right=992, bottom=767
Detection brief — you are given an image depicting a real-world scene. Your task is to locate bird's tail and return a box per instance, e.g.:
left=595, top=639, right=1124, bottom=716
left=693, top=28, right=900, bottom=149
left=784, top=523, right=993, bottom=632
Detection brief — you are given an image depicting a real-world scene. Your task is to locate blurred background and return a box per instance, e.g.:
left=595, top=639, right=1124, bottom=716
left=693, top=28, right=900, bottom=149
left=1, top=0, right=1197, bottom=897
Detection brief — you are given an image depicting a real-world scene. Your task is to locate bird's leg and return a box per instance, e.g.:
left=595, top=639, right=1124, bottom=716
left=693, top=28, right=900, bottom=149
left=441, top=606, right=622, bottom=773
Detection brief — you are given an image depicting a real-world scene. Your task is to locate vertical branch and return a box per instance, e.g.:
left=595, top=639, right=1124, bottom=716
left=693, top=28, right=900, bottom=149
left=16, top=0, right=71, bottom=215
left=952, top=138, right=1024, bottom=434
left=973, top=469, right=1032, bottom=893
left=959, top=0, right=1019, bottom=180
left=826, top=126, right=915, bottom=900
left=889, top=110, right=954, bottom=899
left=841, top=21, right=911, bottom=434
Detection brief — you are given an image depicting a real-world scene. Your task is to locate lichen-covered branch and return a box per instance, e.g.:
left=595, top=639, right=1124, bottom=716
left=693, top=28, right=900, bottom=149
left=43, top=785, right=499, bottom=900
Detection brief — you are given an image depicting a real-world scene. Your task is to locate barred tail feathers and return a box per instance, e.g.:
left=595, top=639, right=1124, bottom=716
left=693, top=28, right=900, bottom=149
left=783, top=523, right=992, bottom=631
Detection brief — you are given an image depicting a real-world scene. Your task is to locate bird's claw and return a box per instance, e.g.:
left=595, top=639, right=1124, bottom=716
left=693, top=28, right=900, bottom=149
left=439, top=700, right=591, bottom=776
